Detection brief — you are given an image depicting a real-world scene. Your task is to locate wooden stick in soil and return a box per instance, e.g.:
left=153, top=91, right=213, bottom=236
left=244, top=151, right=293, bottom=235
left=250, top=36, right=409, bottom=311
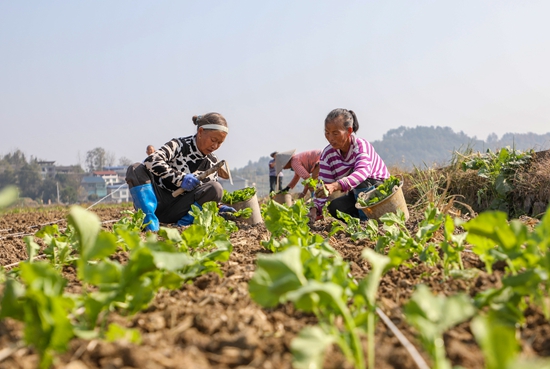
left=376, top=307, right=430, bottom=369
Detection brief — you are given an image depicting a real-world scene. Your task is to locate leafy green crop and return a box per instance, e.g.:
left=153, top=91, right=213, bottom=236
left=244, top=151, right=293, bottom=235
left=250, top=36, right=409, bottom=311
left=460, top=147, right=533, bottom=212
left=356, top=176, right=401, bottom=207
left=0, top=262, right=75, bottom=369
left=233, top=207, right=252, bottom=219
left=222, top=187, right=256, bottom=205
left=330, top=210, right=379, bottom=241
left=0, top=202, right=235, bottom=367
left=404, top=285, right=476, bottom=369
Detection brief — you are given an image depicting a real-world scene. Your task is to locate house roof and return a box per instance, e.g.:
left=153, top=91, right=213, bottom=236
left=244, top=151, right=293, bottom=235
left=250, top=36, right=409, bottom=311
left=82, top=176, right=106, bottom=184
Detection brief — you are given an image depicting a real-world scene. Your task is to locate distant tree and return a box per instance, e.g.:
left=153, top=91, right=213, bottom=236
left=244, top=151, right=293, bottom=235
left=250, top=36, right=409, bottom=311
left=118, top=156, right=133, bottom=166
left=18, top=162, right=42, bottom=199
left=2, top=149, right=27, bottom=167
left=486, top=133, right=498, bottom=143
left=57, top=172, right=85, bottom=204
left=40, top=178, right=58, bottom=204
left=61, top=186, right=78, bottom=204
left=85, top=147, right=106, bottom=172
left=0, top=166, right=17, bottom=188
left=105, top=151, right=116, bottom=167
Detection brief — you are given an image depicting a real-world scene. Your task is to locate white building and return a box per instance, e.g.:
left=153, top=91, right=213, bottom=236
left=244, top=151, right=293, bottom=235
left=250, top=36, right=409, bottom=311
left=93, top=170, right=119, bottom=186
left=107, top=182, right=130, bottom=203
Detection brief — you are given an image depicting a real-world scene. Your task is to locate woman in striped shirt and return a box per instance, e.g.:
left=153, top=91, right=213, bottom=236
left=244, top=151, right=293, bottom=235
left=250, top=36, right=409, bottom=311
left=311, top=108, right=390, bottom=221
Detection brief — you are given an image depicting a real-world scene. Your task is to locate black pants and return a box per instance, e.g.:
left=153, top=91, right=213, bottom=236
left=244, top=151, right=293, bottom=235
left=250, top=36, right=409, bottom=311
left=269, top=176, right=282, bottom=193
left=328, top=178, right=384, bottom=219
left=126, top=163, right=223, bottom=224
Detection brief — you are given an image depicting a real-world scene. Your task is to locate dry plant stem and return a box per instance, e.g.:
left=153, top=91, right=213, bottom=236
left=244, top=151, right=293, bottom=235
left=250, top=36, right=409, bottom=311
left=3, top=254, right=48, bottom=269
left=376, top=307, right=430, bottom=369
left=0, top=344, right=23, bottom=363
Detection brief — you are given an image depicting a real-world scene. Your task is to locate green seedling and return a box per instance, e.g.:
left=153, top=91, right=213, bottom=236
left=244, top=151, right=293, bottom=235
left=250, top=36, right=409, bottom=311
left=359, top=249, right=390, bottom=369
left=250, top=247, right=365, bottom=369
left=356, top=176, right=401, bottom=207
left=330, top=210, right=379, bottom=241
left=0, top=262, right=75, bottom=369
left=222, top=187, right=256, bottom=205
left=233, top=207, right=252, bottom=219
left=471, top=310, right=519, bottom=369
left=404, top=284, right=476, bottom=369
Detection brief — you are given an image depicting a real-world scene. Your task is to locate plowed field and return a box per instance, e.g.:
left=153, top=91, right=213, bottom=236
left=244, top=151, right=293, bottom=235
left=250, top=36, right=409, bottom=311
left=1, top=206, right=549, bottom=369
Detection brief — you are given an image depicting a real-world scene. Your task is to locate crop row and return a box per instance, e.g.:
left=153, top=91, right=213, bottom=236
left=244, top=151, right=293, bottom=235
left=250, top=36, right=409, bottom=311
left=1, top=183, right=550, bottom=369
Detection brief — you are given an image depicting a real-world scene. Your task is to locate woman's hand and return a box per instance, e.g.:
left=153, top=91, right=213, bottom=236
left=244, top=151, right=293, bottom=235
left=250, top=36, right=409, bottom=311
left=325, top=181, right=341, bottom=195
left=315, top=181, right=340, bottom=198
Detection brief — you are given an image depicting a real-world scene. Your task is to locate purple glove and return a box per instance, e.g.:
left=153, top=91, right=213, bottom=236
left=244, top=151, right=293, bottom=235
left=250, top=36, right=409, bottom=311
left=180, top=173, right=200, bottom=191
left=218, top=204, right=236, bottom=213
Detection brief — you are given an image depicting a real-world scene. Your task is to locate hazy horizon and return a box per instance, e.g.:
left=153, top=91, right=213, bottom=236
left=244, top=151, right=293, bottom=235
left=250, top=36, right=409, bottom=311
left=2, top=1, right=549, bottom=169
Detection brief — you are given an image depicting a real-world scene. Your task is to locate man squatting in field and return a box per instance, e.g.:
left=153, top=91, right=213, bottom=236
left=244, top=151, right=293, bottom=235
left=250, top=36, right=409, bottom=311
left=310, top=108, right=390, bottom=222
left=126, top=112, right=235, bottom=231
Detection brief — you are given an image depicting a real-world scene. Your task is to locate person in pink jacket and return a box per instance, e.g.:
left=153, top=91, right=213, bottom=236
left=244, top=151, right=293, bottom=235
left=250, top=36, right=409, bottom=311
left=279, top=149, right=322, bottom=199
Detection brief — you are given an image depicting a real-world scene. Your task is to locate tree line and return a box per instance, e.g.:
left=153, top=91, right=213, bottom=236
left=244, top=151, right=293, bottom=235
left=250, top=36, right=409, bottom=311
left=3, top=126, right=549, bottom=203
left=0, top=148, right=134, bottom=205
left=372, top=126, right=550, bottom=169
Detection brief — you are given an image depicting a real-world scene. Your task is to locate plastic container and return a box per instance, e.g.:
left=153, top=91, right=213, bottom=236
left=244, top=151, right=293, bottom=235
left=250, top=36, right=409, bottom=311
left=355, top=182, right=409, bottom=221
left=230, top=194, right=263, bottom=225
left=273, top=193, right=293, bottom=206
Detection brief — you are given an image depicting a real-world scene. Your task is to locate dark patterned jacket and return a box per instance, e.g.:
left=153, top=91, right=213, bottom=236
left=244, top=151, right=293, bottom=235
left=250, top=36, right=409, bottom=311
left=143, top=135, right=219, bottom=192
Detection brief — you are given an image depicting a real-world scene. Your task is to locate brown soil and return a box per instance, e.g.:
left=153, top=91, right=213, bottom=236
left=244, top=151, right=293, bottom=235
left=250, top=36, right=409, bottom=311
left=0, top=206, right=549, bottom=369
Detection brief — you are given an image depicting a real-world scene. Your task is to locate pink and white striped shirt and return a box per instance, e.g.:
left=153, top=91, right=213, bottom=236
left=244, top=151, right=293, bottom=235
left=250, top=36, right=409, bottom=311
left=315, top=135, right=390, bottom=210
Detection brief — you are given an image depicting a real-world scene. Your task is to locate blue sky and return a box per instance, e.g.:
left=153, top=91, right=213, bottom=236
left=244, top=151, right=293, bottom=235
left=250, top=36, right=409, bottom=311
left=1, top=1, right=549, bottom=170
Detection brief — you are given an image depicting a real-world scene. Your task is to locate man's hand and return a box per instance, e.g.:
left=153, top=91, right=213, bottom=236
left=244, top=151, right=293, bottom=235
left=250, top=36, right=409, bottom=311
left=181, top=173, right=200, bottom=191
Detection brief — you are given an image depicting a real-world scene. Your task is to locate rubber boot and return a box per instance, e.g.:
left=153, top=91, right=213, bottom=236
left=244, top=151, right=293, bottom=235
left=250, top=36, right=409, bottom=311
left=353, top=186, right=374, bottom=221
left=177, top=202, right=202, bottom=227
left=129, top=184, right=160, bottom=231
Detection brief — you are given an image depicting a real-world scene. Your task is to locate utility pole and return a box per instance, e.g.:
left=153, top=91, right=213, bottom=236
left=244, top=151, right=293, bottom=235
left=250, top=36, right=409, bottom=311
left=57, top=182, right=60, bottom=204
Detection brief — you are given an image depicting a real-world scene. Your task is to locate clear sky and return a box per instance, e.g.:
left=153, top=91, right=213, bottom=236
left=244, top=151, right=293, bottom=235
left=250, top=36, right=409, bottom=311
left=1, top=1, right=549, bottom=170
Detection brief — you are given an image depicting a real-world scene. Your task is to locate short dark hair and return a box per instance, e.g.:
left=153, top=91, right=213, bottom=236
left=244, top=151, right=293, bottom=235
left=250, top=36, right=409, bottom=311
left=325, top=108, right=359, bottom=133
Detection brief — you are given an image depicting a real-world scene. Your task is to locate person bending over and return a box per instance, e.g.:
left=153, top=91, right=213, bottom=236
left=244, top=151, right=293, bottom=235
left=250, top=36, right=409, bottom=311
left=279, top=149, right=321, bottom=199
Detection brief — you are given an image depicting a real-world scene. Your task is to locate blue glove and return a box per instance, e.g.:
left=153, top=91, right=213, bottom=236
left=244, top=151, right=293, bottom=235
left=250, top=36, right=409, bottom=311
left=180, top=173, right=200, bottom=191
left=218, top=204, right=236, bottom=213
